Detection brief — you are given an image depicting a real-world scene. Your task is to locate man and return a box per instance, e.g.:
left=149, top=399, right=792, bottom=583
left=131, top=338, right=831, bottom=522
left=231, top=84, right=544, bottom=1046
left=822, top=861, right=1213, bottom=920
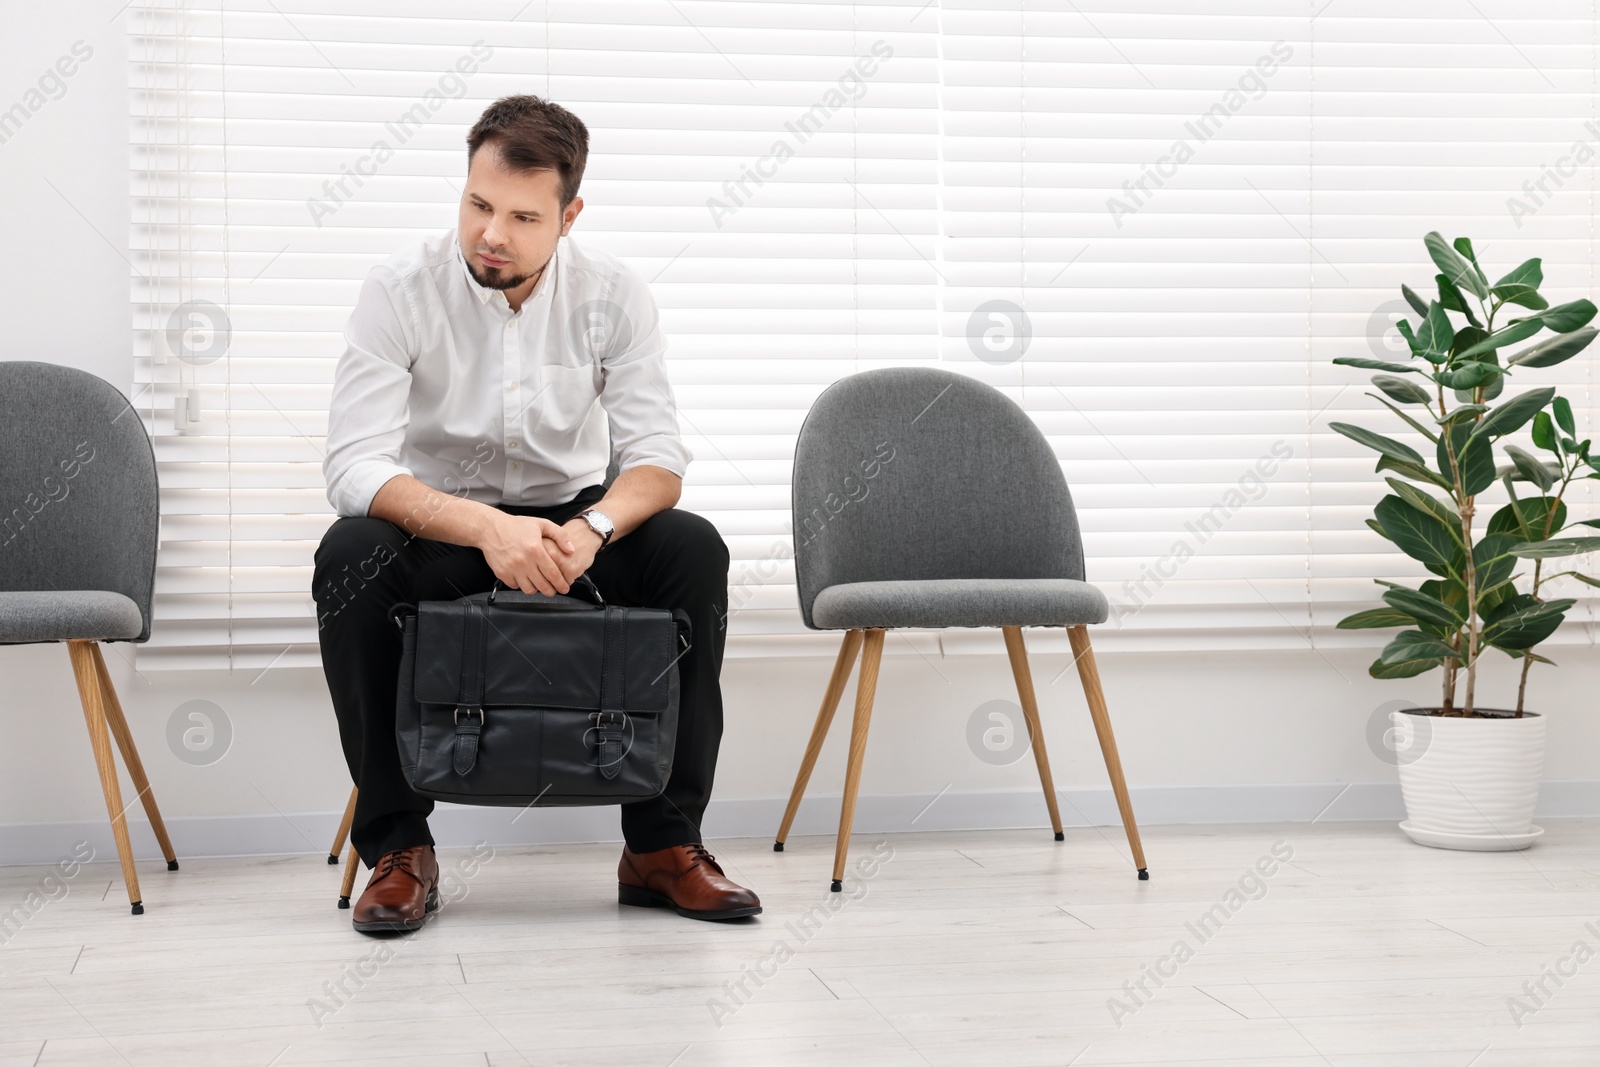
left=314, top=94, right=760, bottom=934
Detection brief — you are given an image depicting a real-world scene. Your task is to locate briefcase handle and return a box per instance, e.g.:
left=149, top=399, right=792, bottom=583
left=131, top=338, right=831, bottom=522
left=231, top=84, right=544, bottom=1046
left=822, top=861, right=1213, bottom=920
left=486, top=573, right=605, bottom=607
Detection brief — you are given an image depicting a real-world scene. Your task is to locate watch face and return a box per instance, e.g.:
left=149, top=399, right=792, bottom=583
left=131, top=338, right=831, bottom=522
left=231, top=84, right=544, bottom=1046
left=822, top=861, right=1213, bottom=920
left=587, top=510, right=614, bottom=536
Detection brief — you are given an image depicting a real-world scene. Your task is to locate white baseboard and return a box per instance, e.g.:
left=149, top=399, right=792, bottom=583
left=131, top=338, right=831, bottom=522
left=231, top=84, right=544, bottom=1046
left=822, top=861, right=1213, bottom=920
left=5, top=781, right=1599, bottom=866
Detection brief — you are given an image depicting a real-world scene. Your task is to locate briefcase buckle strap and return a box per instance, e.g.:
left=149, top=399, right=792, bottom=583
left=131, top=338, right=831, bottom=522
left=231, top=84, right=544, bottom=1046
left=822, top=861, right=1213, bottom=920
left=592, top=710, right=627, bottom=781
left=453, top=706, right=484, bottom=777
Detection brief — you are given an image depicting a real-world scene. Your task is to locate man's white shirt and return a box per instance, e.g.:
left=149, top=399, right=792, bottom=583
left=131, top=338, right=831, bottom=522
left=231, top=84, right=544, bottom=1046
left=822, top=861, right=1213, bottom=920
left=323, top=230, right=692, bottom=517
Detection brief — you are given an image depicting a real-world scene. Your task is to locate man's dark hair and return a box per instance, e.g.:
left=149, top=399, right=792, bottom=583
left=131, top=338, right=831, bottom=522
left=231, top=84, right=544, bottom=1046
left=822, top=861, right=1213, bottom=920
left=467, top=95, right=589, bottom=207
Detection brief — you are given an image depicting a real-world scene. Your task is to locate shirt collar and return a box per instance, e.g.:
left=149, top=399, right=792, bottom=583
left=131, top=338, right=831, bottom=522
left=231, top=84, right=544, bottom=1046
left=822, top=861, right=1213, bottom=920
left=456, top=233, right=559, bottom=309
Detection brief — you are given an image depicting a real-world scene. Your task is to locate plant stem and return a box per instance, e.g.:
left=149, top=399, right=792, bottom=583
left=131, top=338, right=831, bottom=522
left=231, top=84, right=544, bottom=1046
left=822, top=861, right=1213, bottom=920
left=1433, top=379, right=1460, bottom=715
left=1515, top=461, right=1577, bottom=715
left=1460, top=494, right=1478, bottom=715
left=1442, top=637, right=1457, bottom=714
left=1448, top=294, right=1500, bottom=717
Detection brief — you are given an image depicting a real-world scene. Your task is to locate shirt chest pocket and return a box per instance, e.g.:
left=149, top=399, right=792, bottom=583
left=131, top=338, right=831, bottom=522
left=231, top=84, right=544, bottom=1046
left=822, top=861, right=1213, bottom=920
left=533, top=363, right=601, bottom=434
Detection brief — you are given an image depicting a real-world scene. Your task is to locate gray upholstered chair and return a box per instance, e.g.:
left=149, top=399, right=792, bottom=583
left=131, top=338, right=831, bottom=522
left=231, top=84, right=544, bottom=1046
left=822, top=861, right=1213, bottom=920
left=773, top=366, right=1148, bottom=889
left=0, top=361, right=178, bottom=913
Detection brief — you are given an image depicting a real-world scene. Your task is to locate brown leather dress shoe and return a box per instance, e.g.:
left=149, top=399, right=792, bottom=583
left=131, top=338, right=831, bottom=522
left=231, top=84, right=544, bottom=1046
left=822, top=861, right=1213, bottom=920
left=618, top=843, right=762, bottom=921
left=352, top=846, right=440, bottom=935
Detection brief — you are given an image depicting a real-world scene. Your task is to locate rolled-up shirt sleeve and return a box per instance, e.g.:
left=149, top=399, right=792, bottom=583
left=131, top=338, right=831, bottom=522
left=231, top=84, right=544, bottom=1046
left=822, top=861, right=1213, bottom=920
left=323, top=270, right=417, bottom=517
left=597, top=263, right=693, bottom=478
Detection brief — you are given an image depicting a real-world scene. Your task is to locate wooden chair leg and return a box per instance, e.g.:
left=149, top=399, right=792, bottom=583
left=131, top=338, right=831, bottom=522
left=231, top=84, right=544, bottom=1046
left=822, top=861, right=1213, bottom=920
left=775, top=629, right=863, bottom=851
left=90, top=644, right=178, bottom=870
left=1066, top=625, right=1149, bottom=879
left=831, top=628, right=885, bottom=892
left=66, top=640, right=143, bottom=913
left=329, top=786, right=358, bottom=865
left=338, top=838, right=362, bottom=909
left=1001, top=626, right=1065, bottom=840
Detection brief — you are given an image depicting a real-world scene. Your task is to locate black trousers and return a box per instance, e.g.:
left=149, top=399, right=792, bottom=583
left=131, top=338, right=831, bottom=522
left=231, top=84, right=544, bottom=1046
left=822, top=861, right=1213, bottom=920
left=312, top=483, right=730, bottom=866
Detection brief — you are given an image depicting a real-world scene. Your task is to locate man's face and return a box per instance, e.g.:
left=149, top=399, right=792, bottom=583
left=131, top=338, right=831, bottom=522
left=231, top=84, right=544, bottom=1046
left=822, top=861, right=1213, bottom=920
left=458, top=141, right=583, bottom=292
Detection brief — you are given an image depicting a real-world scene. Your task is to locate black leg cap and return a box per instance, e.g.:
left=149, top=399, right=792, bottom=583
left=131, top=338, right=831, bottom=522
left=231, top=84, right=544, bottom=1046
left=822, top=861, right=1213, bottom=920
left=337, top=896, right=351, bottom=910
left=773, top=841, right=784, bottom=852
left=167, top=860, right=179, bottom=871
left=1137, top=868, right=1149, bottom=881
left=1054, top=831, right=1064, bottom=841
left=130, top=902, right=144, bottom=915
left=830, top=879, right=842, bottom=893
left=327, top=854, right=339, bottom=865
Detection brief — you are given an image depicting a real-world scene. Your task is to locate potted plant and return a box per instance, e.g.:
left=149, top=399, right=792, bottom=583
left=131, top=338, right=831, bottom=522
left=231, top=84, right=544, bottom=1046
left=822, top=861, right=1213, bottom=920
left=1331, top=232, right=1600, bottom=850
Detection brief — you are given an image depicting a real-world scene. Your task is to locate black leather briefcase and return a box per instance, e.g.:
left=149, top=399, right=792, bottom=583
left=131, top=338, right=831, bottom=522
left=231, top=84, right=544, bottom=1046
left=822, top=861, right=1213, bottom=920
left=392, top=576, right=690, bottom=807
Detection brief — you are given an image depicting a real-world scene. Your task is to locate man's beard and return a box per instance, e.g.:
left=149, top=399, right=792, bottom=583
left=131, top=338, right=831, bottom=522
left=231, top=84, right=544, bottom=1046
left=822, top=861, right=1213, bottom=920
left=466, top=256, right=543, bottom=292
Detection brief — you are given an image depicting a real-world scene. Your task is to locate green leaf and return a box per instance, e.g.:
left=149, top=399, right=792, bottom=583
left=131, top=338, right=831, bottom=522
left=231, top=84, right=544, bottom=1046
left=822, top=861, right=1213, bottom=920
left=1474, top=533, right=1523, bottom=596
left=1438, top=363, right=1498, bottom=390
left=1508, top=327, right=1598, bottom=368
left=1337, top=607, right=1414, bottom=629
left=1553, top=396, right=1576, bottom=436
left=1400, top=284, right=1429, bottom=318
left=1383, top=587, right=1466, bottom=629
left=1332, top=357, right=1422, bottom=373
left=1365, top=517, right=1392, bottom=541
left=1491, top=284, right=1549, bottom=311
left=1453, top=237, right=1491, bottom=289
left=1331, top=422, right=1426, bottom=466
left=1368, top=394, right=1442, bottom=443
left=1375, top=454, right=1456, bottom=491
left=1439, top=403, right=1488, bottom=426
left=1415, top=301, right=1456, bottom=359
left=1531, top=410, right=1557, bottom=452
left=1450, top=325, right=1490, bottom=361
left=1481, top=595, right=1577, bottom=650
left=1502, top=444, right=1557, bottom=490
left=1436, top=274, right=1483, bottom=326
left=1488, top=495, right=1566, bottom=541
left=1469, top=387, right=1557, bottom=443
left=1421, top=575, right=1468, bottom=612
left=1436, top=273, right=1468, bottom=312
left=1539, top=299, right=1597, bottom=332
left=1438, top=422, right=1496, bottom=496
left=1479, top=577, right=1519, bottom=615
left=1425, top=232, right=1487, bottom=300
left=1374, top=494, right=1460, bottom=569
left=1491, top=260, right=1547, bottom=310
left=1385, top=477, right=1459, bottom=527
left=1509, top=537, right=1600, bottom=559
left=1381, top=629, right=1463, bottom=664
left=1369, top=656, right=1446, bottom=679
left=1456, top=318, right=1545, bottom=360
left=1371, top=374, right=1434, bottom=405
left=1495, top=257, right=1544, bottom=291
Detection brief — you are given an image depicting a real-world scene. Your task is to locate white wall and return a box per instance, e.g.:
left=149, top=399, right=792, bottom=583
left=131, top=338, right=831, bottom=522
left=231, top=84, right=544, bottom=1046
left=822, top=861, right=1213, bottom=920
left=3, top=5, right=1597, bottom=865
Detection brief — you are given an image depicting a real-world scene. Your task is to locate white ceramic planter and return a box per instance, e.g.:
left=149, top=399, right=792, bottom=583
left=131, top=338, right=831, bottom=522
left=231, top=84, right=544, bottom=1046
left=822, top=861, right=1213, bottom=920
left=1393, top=708, right=1545, bottom=851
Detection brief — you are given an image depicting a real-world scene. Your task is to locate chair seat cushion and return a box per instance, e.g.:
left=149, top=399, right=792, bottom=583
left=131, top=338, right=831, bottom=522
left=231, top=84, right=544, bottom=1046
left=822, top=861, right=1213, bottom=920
left=0, top=591, right=145, bottom=644
left=810, top=578, right=1110, bottom=630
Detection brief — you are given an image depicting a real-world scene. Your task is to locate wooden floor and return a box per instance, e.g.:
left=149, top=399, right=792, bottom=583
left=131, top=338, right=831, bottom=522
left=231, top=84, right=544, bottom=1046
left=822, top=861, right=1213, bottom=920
left=1, top=820, right=1598, bottom=1066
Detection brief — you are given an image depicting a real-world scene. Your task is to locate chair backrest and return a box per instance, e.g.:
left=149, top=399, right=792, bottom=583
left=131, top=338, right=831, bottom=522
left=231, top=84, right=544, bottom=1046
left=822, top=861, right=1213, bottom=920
left=791, top=366, right=1087, bottom=629
left=0, top=362, right=159, bottom=642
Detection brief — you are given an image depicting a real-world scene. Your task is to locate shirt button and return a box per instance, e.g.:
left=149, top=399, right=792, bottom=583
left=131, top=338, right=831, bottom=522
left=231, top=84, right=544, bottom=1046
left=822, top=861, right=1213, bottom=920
left=508, top=440, right=519, bottom=449
left=506, top=381, right=516, bottom=391
left=510, top=461, right=522, bottom=470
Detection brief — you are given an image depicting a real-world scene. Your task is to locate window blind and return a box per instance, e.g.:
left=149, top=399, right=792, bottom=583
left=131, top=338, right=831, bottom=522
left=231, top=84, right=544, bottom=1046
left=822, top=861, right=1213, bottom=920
left=129, top=1, right=1597, bottom=670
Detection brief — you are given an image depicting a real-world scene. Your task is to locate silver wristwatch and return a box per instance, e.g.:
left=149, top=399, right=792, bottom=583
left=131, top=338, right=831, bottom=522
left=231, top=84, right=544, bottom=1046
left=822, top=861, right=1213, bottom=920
left=576, top=508, right=614, bottom=548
